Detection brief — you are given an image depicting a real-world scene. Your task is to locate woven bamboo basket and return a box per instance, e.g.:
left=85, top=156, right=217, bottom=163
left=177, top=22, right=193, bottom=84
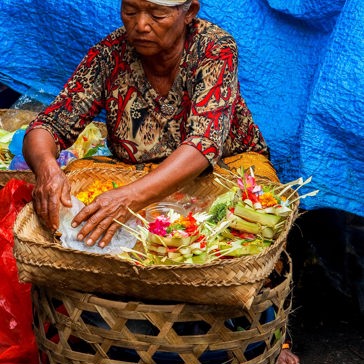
left=14, top=167, right=299, bottom=308
left=0, top=108, right=38, bottom=130
left=0, top=169, right=35, bottom=186
left=33, top=250, right=292, bottom=364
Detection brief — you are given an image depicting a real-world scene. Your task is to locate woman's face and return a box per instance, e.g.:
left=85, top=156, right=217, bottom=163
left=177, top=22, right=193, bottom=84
left=121, top=0, right=192, bottom=57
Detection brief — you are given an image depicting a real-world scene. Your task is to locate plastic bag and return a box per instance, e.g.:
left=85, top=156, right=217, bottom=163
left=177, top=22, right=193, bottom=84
left=68, top=123, right=105, bottom=159
left=56, top=150, right=77, bottom=168
left=8, top=154, right=29, bottom=171
left=0, top=126, right=28, bottom=171
left=0, top=179, right=38, bottom=364
left=8, top=129, right=26, bottom=156
left=59, top=196, right=138, bottom=255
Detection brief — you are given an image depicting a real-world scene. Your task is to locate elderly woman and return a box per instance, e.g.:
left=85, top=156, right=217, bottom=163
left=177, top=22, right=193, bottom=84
left=24, top=0, right=274, bottom=246
left=23, top=1, right=299, bottom=362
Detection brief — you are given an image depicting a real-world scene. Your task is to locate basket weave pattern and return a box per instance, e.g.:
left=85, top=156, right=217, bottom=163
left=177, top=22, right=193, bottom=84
left=14, top=168, right=299, bottom=307
left=33, top=251, right=292, bottom=364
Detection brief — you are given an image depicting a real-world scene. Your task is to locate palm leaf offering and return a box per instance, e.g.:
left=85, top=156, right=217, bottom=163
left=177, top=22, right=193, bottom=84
left=115, top=167, right=319, bottom=266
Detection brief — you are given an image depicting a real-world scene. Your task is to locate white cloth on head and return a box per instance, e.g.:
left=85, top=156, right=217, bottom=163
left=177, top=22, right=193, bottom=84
left=146, top=0, right=188, bottom=6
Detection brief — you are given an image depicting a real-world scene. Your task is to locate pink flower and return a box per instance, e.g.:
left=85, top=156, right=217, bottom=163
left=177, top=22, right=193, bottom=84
left=148, top=215, right=171, bottom=236
left=237, top=175, right=261, bottom=203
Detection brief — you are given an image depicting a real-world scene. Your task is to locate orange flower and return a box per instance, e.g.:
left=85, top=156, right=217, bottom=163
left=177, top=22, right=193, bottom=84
left=259, top=192, right=278, bottom=208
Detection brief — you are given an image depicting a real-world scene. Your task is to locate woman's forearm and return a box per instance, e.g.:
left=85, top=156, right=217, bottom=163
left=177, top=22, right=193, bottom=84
left=23, top=128, right=60, bottom=175
left=129, top=144, right=210, bottom=210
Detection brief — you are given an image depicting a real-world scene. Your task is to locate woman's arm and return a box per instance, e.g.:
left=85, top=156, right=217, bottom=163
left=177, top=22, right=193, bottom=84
left=71, top=144, right=209, bottom=247
left=23, top=128, right=72, bottom=231
left=22, top=34, right=118, bottom=231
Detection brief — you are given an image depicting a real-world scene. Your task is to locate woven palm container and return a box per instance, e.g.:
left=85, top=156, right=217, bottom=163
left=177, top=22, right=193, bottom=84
left=14, top=167, right=299, bottom=308
left=0, top=169, right=35, bottom=186
left=33, top=250, right=292, bottom=364
left=0, top=108, right=38, bottom=131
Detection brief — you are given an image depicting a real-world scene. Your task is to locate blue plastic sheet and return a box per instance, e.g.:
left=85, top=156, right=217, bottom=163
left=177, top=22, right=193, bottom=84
left=0, top=0, right=363, bottom=216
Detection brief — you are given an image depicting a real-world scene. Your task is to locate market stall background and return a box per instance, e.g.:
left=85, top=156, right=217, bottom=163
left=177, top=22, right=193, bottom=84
left=0, top=0, right=363, bottom=217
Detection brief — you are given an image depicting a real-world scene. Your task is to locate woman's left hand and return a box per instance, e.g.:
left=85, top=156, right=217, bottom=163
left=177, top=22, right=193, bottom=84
left=71, top=185, right=140, bottom=248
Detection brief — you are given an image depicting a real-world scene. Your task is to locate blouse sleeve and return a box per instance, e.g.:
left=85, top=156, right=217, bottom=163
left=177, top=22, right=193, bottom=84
left=26, top=42, right=110, bottom=154
left=181, top=32, right=240, bottom=166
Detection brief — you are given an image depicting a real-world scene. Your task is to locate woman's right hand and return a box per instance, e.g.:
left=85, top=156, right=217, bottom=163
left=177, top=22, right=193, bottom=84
left=31, top=164, right=72, bottom=232
left=23, top=128, right=73, bottom=232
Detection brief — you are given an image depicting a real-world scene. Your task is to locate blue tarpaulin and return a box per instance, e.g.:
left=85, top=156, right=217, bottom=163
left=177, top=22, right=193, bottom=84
left=0, top=0, right=363, bottom=216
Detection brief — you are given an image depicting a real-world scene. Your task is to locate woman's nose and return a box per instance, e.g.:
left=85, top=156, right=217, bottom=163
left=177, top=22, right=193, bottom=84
left=135, top=13, right=152, bottom=32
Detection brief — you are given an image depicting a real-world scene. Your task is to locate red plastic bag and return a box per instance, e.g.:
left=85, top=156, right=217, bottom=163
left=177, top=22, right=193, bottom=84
left=0, top=179, right=38, bottom=364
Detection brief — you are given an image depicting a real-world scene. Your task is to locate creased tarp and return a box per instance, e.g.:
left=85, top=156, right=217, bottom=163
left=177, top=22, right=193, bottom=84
left=0, top=0, right=363, bottom=216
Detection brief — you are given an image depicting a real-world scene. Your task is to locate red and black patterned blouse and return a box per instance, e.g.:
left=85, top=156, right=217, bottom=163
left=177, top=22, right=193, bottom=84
left=27, top=18, right=268, bottom=166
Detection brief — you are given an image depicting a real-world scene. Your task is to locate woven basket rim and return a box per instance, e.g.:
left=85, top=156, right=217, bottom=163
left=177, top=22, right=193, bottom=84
left=75, top=249, right=292, bottom=305
left=13, top=167, right=299, bottom=269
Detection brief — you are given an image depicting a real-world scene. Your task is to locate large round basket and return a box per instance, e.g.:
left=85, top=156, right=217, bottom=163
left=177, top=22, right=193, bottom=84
left=33, top=250, right=292, bottom=364
left=13, top=167, right=299, bottom=308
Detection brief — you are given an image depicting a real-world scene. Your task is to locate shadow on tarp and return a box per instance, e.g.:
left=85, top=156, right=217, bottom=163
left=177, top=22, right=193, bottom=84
left=0, top=83, right=21, bottom=108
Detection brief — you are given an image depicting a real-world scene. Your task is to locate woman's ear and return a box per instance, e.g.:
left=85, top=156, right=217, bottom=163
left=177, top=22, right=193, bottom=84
left=185, top=0, right=200, bottom=24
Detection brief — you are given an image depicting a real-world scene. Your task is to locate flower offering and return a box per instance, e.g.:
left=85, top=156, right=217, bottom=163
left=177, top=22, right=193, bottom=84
left=115, top=168, right=318, bottom=266
left=146, top=210, right=209, bottom=264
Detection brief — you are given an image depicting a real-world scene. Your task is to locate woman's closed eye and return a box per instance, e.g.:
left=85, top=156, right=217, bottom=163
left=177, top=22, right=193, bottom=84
left=123, top=11, right=169, bottom=21
left=151, top=14, right=168, bottom=20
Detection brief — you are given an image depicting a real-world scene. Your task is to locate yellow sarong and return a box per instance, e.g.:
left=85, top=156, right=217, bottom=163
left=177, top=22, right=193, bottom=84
left=65, top=151, right=279, bottom=183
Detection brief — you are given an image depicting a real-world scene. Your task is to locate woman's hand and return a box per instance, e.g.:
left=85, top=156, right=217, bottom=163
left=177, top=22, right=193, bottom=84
left=72, top=144, right=210, bottom=248
left=71, top=185, right=140, bottom=248
left=23, top=128, right=72, bottom=232
left=32, top=165, right=72, bottom=232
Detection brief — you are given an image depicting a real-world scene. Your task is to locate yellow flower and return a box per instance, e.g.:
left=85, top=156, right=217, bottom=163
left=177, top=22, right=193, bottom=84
left=76, top=180, right=120, bottom=205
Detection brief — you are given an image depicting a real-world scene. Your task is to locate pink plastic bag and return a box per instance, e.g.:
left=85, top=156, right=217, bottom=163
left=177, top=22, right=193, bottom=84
left=0, top=179, right=38, bottom=364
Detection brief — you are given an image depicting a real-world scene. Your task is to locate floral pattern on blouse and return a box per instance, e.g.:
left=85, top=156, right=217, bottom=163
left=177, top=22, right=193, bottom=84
left=27, top=18, right=268, bottom=166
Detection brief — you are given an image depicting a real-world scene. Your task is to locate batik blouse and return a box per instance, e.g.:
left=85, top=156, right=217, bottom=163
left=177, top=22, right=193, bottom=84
left=27, top=18, right=268, bottom=166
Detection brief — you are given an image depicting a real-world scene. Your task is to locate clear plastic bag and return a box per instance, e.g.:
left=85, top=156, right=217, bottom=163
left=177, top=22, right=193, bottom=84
left=59, top=196, right=138, bottom=255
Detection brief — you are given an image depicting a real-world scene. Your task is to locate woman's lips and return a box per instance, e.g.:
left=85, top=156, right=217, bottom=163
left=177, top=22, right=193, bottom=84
left=133, top=39, right=154, bottom=45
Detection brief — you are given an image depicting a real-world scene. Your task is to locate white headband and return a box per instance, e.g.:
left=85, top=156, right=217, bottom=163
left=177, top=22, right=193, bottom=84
left=146, top=0, right=188, bottom=6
